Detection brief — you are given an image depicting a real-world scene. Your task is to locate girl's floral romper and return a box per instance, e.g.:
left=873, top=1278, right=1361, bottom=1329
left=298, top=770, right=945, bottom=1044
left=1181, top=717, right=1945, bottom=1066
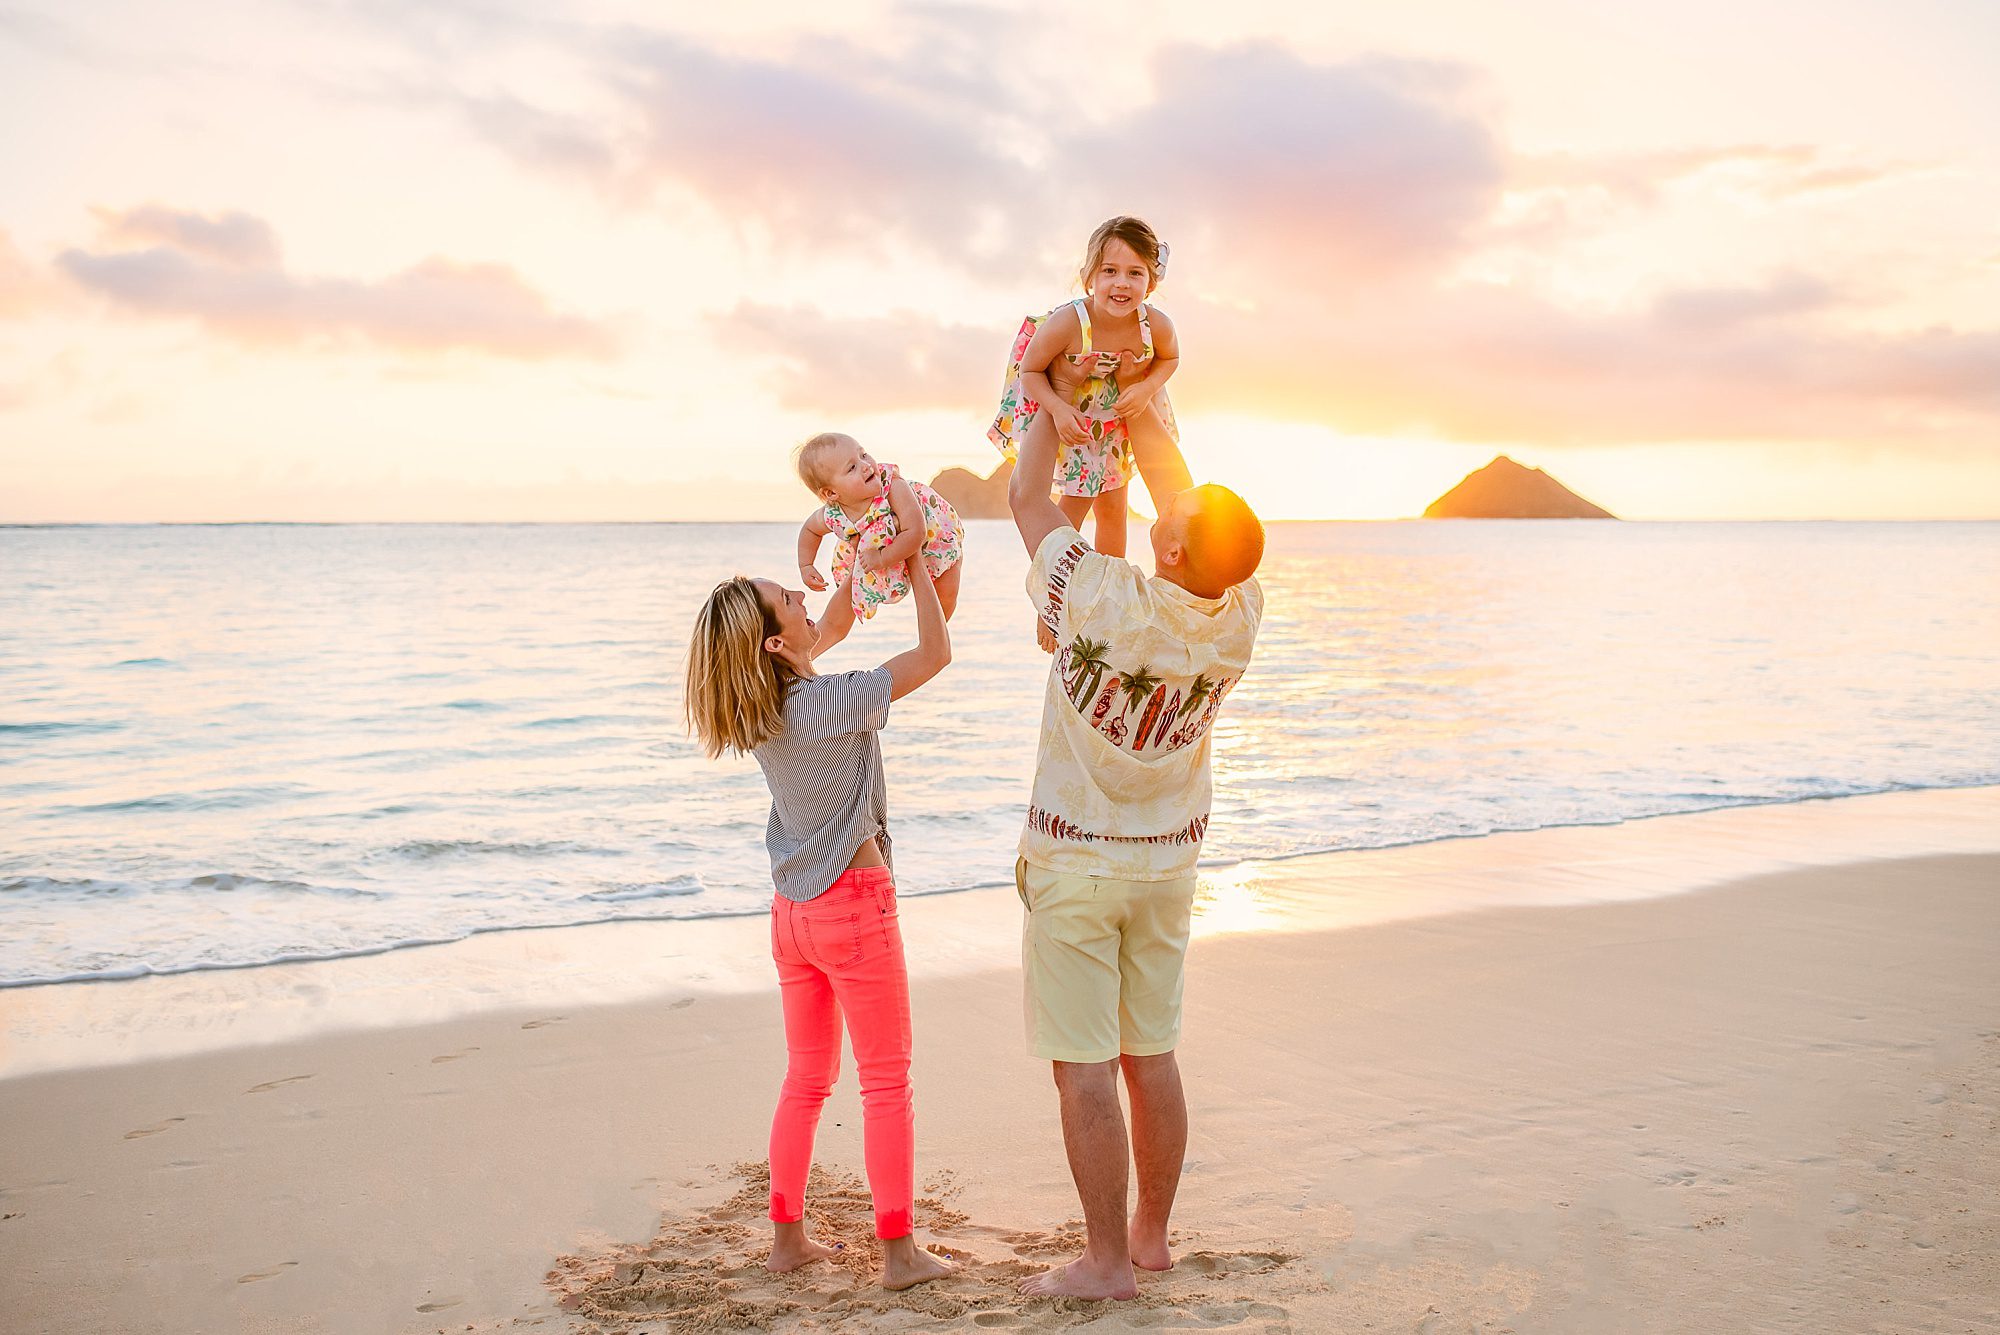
left=824, top=462, right=964, bottom=621
left=987, top=298, right=1181, bottom=498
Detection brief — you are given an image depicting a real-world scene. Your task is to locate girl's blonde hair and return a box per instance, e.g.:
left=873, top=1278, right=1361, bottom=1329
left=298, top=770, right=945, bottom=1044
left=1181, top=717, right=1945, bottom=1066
left=1078, top=216, right=1165, bottom=292
left=684, top=576, right=794, bottom=757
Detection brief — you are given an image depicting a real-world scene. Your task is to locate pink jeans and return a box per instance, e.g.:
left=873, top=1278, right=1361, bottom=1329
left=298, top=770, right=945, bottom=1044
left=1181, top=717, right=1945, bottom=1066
left=767, top=865, right=916, bottom=1239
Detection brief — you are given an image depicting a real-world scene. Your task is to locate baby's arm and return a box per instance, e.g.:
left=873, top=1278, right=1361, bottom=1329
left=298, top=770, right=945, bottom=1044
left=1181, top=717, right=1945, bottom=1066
left=862, top=479, right=925, bottom=572
left=1113, top=308, right=1179, bottom=420
left=796, top=511, right=831, bottom=591
left=1017, top=307, right=1091, bottom=445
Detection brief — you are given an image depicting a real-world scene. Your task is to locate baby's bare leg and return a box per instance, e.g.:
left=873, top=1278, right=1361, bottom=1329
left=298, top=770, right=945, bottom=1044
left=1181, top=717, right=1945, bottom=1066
left=1091, top=487, right=1129, bottom=559
left=1058, top=492, right=1094, bottom=530
left=1126, top=403, right=1193, bottom=517
left=813, top=581, right=856, bottom=657
left=935, top=562, right=962, bottom=619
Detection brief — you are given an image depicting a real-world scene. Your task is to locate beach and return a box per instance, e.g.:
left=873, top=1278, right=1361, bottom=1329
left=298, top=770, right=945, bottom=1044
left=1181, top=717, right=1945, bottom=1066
left=4, top=787, right=1996, bottom=1333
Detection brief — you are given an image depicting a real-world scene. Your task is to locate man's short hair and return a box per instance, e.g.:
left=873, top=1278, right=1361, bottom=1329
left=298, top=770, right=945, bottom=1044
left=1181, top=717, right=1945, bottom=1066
left=1183, top=484, right=1264, bottom=591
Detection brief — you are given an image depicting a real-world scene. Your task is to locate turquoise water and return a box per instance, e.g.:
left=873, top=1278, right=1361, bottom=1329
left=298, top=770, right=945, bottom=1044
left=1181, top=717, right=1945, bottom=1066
left=3, top=520, right=1997, bottom=986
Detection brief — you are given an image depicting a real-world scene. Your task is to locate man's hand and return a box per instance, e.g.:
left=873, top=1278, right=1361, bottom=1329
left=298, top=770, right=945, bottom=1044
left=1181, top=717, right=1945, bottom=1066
left=1111, top=382, right=1157, bottom=421
left=1050, top=402, right=1093, bottom=446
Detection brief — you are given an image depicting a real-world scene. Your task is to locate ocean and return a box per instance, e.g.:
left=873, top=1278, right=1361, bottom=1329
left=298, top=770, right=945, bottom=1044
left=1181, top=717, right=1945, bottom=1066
left=4, top=519, right=1996, bottom=988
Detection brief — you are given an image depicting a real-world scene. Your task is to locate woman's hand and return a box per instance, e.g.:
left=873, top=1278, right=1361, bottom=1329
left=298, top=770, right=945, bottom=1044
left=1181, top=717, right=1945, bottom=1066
left=799, top=563, right=827, bottom=591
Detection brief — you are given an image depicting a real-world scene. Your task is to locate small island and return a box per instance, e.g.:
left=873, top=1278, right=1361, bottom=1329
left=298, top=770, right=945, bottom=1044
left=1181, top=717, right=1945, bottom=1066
left=930, top=460, right=1014, bottom=519
left=1424, top=456, right=1615, bottom=519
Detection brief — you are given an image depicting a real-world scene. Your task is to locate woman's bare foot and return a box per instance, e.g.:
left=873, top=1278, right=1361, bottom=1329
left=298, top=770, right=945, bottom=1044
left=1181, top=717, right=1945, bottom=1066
left=1129, top=1221, right=1173, bottom=1271
left=767, top=1220, right=841, bottom=1274
left=1018, top=1252, right=1138, bottom=1300
left=880, top=1234, right=955, bottom=1291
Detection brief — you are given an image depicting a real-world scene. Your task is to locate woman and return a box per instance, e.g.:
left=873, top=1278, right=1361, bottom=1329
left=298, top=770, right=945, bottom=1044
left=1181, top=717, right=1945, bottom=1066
left=683, top=554, right=954, bottom=1291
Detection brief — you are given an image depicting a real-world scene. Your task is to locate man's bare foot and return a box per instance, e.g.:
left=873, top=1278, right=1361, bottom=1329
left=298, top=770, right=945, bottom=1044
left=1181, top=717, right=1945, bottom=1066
left=1129, top=1222, right=1173, bottom=1271
left=1018, top=1254, right=1139, bottom=1300
left=1036, top=619, right=1059, bottom=654
left=767, top=1221, right=841, bottom=1274
left=880, top=1235, right=955, bottom=1291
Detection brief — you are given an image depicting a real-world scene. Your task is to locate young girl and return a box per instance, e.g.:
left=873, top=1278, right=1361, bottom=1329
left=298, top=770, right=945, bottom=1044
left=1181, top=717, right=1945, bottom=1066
left=684, top=555, right=955, bottom=1292
left=794, top=431, right=964, bottom=656
left=989, top=215, right=1183, bottom=565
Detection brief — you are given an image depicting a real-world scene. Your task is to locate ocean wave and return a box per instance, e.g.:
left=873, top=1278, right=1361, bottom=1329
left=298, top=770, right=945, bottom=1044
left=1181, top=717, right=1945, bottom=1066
left=1, top=872, right=382, bottom=900
left=51, top=785, right=320, bottom=815
left=381, top=838, right=616, bottom=861
left=0, top=721, right=123, bottom=737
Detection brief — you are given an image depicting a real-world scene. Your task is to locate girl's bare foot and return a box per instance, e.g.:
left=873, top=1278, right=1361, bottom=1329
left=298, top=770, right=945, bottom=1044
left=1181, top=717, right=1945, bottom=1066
left=1037, top=618, right=1059, bottom=654
left=880, top=1234, right=955, bottom=1291
left=767, top=1220, right=841, bottom=1274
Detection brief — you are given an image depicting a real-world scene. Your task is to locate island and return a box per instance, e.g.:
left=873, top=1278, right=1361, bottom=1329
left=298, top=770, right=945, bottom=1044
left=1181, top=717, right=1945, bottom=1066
left=1423, top=456, right=1616, bottom=519
left=930, top=460, right=1014, bottom=519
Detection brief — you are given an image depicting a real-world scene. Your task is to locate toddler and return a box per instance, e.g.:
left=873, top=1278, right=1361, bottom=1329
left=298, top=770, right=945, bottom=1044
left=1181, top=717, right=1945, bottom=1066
left=795, top=432, right=963, bottom=655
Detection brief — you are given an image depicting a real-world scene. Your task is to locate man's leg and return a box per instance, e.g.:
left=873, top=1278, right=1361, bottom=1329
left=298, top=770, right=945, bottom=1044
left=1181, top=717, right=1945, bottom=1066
left=1019, top=1058, right=1140, bottom=1300
left=1121, top=1050, right=1186, bottom=1270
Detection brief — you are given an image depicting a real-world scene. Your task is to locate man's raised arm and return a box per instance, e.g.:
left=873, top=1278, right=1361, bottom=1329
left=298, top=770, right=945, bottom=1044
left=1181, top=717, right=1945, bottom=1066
left=1007, top=421, right=1070, bottom=557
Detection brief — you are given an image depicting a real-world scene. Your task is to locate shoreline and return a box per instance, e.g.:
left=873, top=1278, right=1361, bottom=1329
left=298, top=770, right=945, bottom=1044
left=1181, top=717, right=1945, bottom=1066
left=2, top=837, right=1994, bottom=1330
left=4, top=784, right=1996, bottom=1080
left=13, top=778, right=1997, bottom=996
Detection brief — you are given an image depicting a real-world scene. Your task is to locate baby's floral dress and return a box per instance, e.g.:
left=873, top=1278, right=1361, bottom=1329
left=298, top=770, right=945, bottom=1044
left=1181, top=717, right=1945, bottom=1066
left=987, top=298, right=1180, bottom=498
left=824, top=462, right=964, bottom=621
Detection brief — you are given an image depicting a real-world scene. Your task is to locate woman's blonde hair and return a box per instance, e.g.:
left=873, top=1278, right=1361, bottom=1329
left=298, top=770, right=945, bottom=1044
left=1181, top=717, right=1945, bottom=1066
left=1078, top=216, right=1165, bottom=292
left=684, top=576, right=794, bottom=757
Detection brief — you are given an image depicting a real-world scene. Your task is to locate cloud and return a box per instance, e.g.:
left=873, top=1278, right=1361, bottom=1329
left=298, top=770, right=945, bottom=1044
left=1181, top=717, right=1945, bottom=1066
left=1071, top=47, right=1504, bottom=289
left=419, top=22, right=1504, bottom=286
left=718, top=278, right=2000, bottom=448
left=714, top=304, right=996, bottom=415
left=92, top=205, right=281, bottom=267
left=1513, top=144, right=1922, bottom=212
left=56, top=207, right=618, bottom=359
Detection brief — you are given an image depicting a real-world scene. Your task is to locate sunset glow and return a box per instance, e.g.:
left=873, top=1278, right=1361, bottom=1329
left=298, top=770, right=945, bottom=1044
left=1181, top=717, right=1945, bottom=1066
left=4, top=1, right=1998, bottom=521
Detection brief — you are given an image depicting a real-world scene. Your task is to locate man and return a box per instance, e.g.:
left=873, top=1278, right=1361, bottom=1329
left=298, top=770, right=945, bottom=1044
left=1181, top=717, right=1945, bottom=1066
left=1006, top=419, right=1265, bottom=1299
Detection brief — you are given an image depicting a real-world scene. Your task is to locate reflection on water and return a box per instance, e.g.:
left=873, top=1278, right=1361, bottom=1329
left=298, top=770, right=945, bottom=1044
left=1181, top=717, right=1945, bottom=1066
left=1190, top=863, right=1284, bottom=939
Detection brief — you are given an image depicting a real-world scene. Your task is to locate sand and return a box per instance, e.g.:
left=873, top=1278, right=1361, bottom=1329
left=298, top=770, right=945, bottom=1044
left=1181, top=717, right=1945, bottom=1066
left=2, top=788, right=1997, bottom=1333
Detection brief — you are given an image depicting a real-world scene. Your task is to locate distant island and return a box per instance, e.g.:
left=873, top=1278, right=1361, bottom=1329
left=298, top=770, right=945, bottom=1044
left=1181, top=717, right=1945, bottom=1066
left=930, top=460, right=1014, bottom=519
left=1424, top=456, right=1615, bottom=519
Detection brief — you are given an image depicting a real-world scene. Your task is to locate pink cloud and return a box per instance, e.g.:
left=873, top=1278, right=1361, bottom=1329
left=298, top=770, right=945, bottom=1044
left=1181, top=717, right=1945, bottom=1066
left=56, top=208, right=618, bottom=360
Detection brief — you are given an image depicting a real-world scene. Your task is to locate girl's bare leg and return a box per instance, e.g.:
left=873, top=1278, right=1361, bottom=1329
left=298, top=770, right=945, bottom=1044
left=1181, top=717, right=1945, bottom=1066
left=812, top=580, right=856, bottom=657
left=1091, top=487, right=1129, bottom=558
left=1126, top=403, right=1193, bottom=518
left=1058, top=492, right=1094, bottom=531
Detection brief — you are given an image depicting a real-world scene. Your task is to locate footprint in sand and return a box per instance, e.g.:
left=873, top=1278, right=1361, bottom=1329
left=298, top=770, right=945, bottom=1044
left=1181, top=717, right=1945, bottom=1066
left=414, top=1298, right=462, bottom=1313
left=1176, top=1250, right=1295, bottom=1277
left=245, top=1074, right=315, bottom=1094
left=521, top=1016, right=565, bottom=1029
left=670, top=998, right=696, bottom=1010
left=431, top=1047, right=480, bottom=1064
left=237, top=1261, right=298, bottom=1284
left=124, top=1117, right=188, bottom=1139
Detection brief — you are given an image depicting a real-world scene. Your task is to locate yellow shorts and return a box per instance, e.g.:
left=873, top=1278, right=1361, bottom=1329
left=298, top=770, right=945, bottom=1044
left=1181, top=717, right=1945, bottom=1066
left=1015, top=858, right=1197, bottom=1063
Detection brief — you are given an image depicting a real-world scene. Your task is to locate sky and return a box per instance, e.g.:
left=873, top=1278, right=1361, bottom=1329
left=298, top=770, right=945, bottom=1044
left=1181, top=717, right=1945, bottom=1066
left=3, top=0, right=1998, bottom=522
